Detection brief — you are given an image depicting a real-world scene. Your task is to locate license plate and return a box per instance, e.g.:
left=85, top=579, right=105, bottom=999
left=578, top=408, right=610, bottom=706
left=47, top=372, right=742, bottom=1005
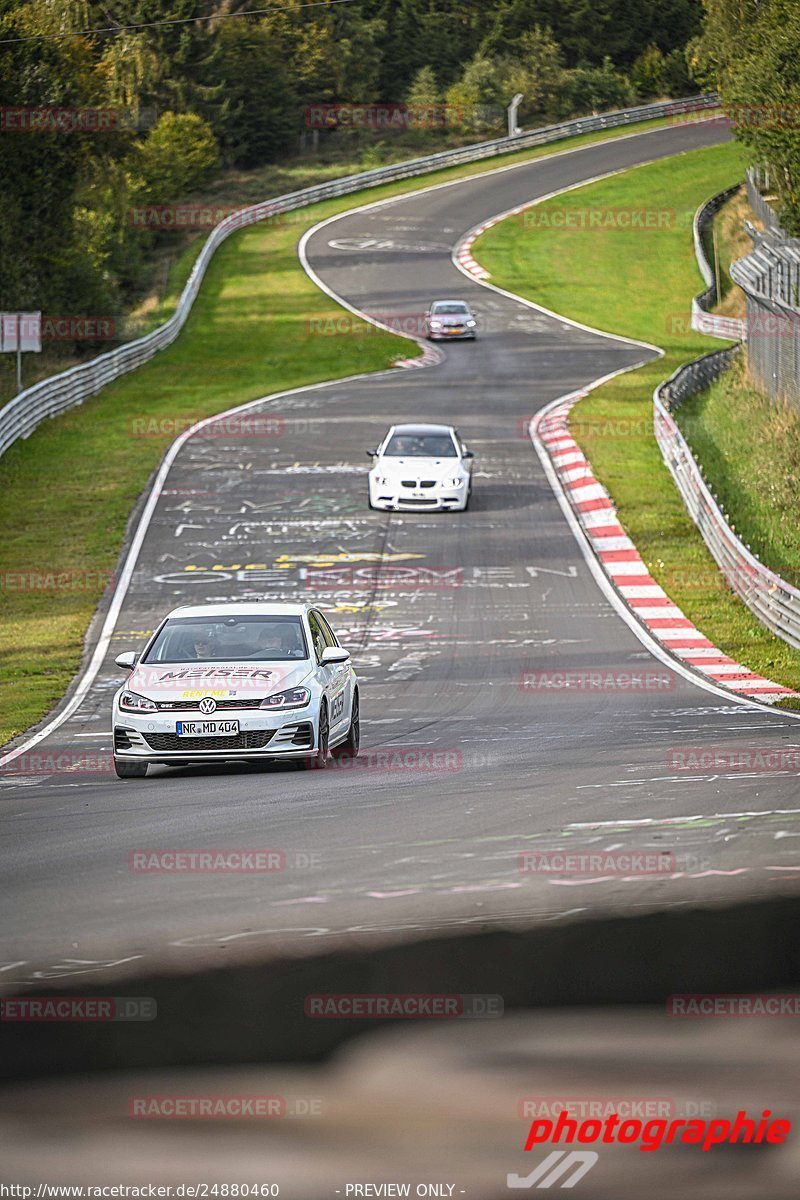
left=176, top=720, right=239, bottom=737
left=447, top=327, right=464, bottom=334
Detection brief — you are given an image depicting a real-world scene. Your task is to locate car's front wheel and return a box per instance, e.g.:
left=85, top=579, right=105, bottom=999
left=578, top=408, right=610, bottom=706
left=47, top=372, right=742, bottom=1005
left=305, top=703, right=329, bottom=770
left=332, top=690, right=360, bottom=763
left=114, top=758, right=148, bottom=779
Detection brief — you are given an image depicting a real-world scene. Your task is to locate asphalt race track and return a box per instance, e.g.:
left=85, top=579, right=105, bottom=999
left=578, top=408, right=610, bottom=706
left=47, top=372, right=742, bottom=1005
left=3, top=119, right=799, bottom=990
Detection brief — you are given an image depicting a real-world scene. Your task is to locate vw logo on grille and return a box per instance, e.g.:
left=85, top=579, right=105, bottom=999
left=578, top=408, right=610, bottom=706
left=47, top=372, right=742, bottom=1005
left=199, top=697, right=217, bottom=715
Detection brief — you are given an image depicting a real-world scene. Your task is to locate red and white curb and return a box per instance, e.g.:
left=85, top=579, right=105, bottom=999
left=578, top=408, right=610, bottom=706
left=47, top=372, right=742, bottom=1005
left=456, top=224, right=492, bottom=279
left=535, top=399, right=797, bottom=702
left=393, top=344, right=443, bottom=369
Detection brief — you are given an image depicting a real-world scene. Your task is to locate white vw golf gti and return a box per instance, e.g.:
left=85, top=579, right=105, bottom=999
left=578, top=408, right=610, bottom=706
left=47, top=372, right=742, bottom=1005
left=111, top=603, right=359, bottom=778
left=367, top=423, right=474, bottom=512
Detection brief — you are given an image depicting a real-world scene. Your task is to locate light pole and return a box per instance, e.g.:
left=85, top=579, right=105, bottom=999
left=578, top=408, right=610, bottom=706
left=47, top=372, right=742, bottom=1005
left=507, top=93, right=524, bottom=138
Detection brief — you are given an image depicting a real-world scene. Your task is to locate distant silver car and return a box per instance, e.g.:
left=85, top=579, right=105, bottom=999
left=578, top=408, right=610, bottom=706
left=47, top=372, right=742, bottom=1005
left=425, top=299, right=477, bottom=340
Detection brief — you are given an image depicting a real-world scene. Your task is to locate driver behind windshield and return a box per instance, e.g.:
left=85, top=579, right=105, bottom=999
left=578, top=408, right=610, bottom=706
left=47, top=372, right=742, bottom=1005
left=192, top=632, right=216, bottom=659
left=247, top=624, right=299, bottom=658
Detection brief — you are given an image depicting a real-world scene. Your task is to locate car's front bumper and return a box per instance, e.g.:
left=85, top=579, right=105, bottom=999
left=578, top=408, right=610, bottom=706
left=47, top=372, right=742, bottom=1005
left=112, top=708, right=318, bottom=764
left=427, top=326, right=475, bottom=340
left=369, top=482, right=468, bottom=512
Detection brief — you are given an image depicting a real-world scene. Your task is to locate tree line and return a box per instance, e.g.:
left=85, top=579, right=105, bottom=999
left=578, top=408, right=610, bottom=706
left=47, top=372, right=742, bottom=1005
left=692, top=0, right=800, bottom=234
left=0, top=0, right=703, bottom=335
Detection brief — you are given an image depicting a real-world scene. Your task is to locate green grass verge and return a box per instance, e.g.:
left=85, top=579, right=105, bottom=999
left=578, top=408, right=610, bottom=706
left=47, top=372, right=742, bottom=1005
left=702, top=185, right=749, bottom=319
left=0, top=115, right=681, bottom=747
left=678, top=357, right=800, bottom=586
left=475, top=141, right=800, bottom=696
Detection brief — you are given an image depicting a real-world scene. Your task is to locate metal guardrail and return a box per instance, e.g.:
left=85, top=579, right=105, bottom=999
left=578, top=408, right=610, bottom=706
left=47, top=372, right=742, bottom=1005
left=0, top=94, right=718, bottom=460
left=654, top=348, right=800, bottom=650
left=729, top=169, right=800, bottom=402
left=745, top=165, right=784, bottom=235
left=690, top=185, right=747, bottom=340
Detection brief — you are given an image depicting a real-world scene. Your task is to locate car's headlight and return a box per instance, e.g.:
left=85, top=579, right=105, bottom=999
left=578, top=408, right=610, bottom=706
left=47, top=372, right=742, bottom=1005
left=442, top=476, right=464, bottom=488
left=466, top=319, right=476, bottom=327
left=119, top=690, right=157, bottom=713
left=429, top=320, right=443, bottom=329
left=373, top=475, right=390, bottom=486
left=260, top=687, right=311, bottom=710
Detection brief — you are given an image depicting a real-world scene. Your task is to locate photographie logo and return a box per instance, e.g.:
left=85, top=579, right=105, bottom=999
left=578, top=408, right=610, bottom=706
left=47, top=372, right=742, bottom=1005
left=509, top=1105, right=792, bottom=1186
left=305, top=993, right=503, bottom=1019
left=519, top=669, right=675, bottom=692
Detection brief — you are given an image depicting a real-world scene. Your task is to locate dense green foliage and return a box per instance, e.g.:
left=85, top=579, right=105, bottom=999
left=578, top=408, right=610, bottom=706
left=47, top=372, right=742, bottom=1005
left=0, top=0, right=702, bottom=332
left=692, top=0, right=800, bottom=232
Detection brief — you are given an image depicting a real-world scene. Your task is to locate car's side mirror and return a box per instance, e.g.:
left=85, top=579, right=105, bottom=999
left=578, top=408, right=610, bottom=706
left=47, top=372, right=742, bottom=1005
left=366, top=448, right=378, bottom=458
left=115, top=651, right=138, bottom=671
left=320, top=646, right=350, bottom=665
left=463, top=450, right=474, bottom=459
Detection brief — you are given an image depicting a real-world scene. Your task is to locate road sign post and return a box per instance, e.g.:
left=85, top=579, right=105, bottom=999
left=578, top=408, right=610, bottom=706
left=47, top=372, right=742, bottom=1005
left=1, top=312, right=42, bottom=393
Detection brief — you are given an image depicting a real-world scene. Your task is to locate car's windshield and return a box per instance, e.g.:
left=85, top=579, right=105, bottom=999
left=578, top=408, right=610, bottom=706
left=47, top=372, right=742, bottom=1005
left=383, top=433, right=458, bottom=458
left=142, top=616, right=309, bottom=663
left=432, top=302, right=468, bottom=315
